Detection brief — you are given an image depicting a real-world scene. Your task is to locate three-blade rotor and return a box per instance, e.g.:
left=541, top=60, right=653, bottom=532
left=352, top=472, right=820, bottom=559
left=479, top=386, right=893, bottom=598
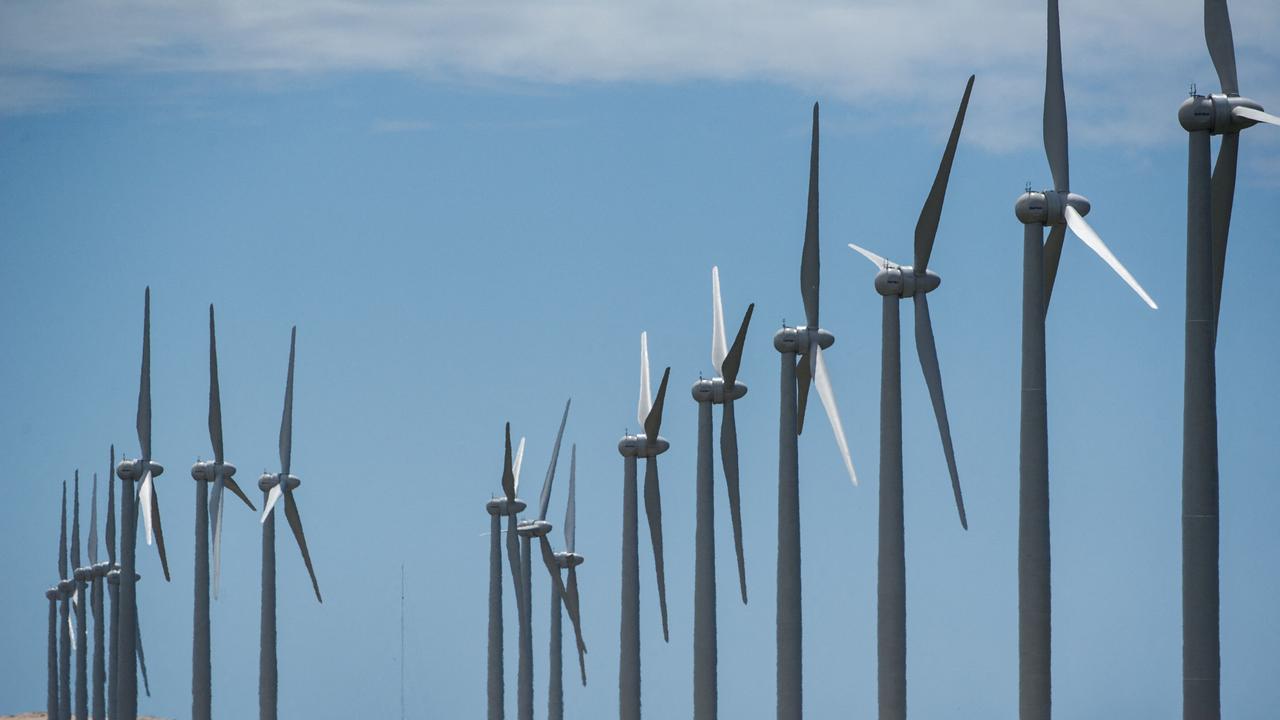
left=711, top=266, right=754, bottom=603
left=134, top=287, right=170, bottom=582
left=636, top=332, right=672, bottom=641
left=207, top=305, right=255, bottom=598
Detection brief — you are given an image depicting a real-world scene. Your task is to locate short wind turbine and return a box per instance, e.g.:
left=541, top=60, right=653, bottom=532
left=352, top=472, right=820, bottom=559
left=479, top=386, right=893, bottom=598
left=690, top=266, right=753, bottom=720
left=847, top=74, right=973, bottom=720
left=72, top=471, right=89, bottom=720
left=549, top=445, right=589, bottom=720
left=773, top=102, right=860, bottom=720
left=1012, top=3, right=1157, bottom=717
left=485, top=424, right=527, bottom=720
left=59, top=479, right=71, bottom=720
left=617, top=331, right=672, bottom=720
left=46, top=583, right=60, bottom=720
left=89, top=472, right=109, bottom=720
left=258, top=326, right=322, bottom=720
left=1177, top=2, right=1279, bottom=716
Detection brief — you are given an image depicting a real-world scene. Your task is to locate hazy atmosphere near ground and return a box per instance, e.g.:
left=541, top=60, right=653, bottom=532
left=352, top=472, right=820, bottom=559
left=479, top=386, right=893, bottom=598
left=2, top=1, right=1279, bottom=718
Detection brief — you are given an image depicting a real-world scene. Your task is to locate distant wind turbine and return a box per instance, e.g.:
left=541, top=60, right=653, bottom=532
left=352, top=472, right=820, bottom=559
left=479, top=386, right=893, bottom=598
left=549, top=445, right=589, bottom=720
left=59, top=479, right=71, bottom=720
left=72, top=471, right=89, bottom=720
left=486, top=424, right=527, bottom=720
left=89, top=472, right=108, bottom=720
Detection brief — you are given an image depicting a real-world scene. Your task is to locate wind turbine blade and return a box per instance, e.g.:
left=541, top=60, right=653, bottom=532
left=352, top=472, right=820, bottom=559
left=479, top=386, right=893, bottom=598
left=712, top=266, right=728, bottom=374
left=137, top=288, right=151, bottom=461
left=642, top=458, right=670, bottom=642
left=1211, top=131, right=1238, bottom=334
left=89, top=473, right=99, bottom=565
left=505, top=514, right=525, bottom=620
left=209, top=305, right=224, bottom=464
left=502, top=423, right=516, bottom=501
left=540, top=537, right=590, bottom=683
left=149, top=482, right=170, bottom=582
left=915, top=74, right=974, bottom=272
left=564, top=445, right=577, bottom=554
left=283, top=488, right=322, bottom=603
left=1233, top=106, right=1280, bottom=128
left=210, top=469, right=225, bottom=598
left=279, top=327, right=296, bottom=478
left=138, top=470, right=155, bottom=546
left=913, top=295, right=969, bottom=529
left=801, top=102, right=821, bottom=329
left=106, top=445, right=116, bottom=565
left=721, top=303, right=754, bottom=387
left=1064, top=205, right=1158, bottom=310
left=720, top=398, right=749, bottom=604
left=69, top=613, right=77, bottom=651
left=1205, top=0, right=1239, bottom=95
left=135, top=619, right=151, bottom=696
left=637, top=332, right=652, bottom=428
left=72, top=471, right=81, bottom=569
left=261, top=484, right=284, bottom=523
left=538, top=398, right=572, bottom=521
left=1043, top=224, right=1068, bottom=312
left=644, top=367, right=671, bottom=443
left=223, top=476, right=257, bottom=511
left=1044, top=0, right=1070, bottom=192
left=811, top=343, right=858, bottom=487
left=513, top=437, right=526, bottom=496
left=59, top=481, right=67, bottom=578
left=848, top=243, right=891, bottom=270
left=566, top=566, right=588, bottom=686
left=795, top=353, right=812, bottom=435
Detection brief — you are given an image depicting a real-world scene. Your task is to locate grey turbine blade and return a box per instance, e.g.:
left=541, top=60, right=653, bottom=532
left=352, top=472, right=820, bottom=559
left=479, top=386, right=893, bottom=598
left=721, top=303, right=755, bottom=386
left=539, top=536, right=588, bottom=664
left=59, top=481, right=68, bottom=578
left=222, top=477, right=257, bottom=511
left=502, top=424, right=517, bottom=502
left=148, top=486, right=171, bottom=582
left=88, top=474, right=99, bottom=565
left=1204, top=0, right=1239, bottom=95
left=564, top=446, right=577, bottom=553
left=506, top=513, right=525, bottom=620
left=1044, top=0, right=1070, bottom=192
left=280, top=327, right=296, bottom=478
left=801, top=102, right=821, bottom=329
left=795, top=353, right=812, bottom=435
left=282, top=488, right=322, bottom=603
left=538, top=399, right=572, bottom=521
left=566, top=566, right=587, bottom=686
left=209, top=305, right=223, bottom=464
left=1043, top=224, right=1068, bottom=311
left=720, top=398, right=748, bottom=604
left=1210, top=131, right=1238, bottom=335
left=105, top=446, right=116, bottom=565
left=643, top=367, right=671, bottom=443
left=136, top=618, right=150, bottom=697
left=137, top=287, right=151, bottom=461
left=642, top=458, right=670, bottom=642
left=913, top=295, right=968, bottom=529
left=915, top=74, right=974, bottom=272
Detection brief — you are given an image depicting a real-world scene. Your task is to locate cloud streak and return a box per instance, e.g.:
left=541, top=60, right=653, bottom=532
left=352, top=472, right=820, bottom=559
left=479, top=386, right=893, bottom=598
left=1, top=0, right=1277, bottom=150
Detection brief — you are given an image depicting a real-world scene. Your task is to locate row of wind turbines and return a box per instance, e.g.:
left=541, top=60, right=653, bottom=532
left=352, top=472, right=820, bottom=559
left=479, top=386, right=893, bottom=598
left=481, top=1, right=1275, bottom=719
left=42, top=293, right=321, bottom=720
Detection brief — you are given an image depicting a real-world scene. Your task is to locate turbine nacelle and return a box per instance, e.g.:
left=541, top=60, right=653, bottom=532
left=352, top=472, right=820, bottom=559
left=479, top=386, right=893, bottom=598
left=554, top=552, right=584, bottom=570
left=874, top=266, right=941, bottom=298
left=690, top=378, right=748, bottom=404
left=191, top=460, right=237, bottom=482
left=1015, top=190, right=1091, bottom=227
left=516, top=519, right=553, bottom=538
left=772, top=326, right=834, bottom=354
left=258, top=473, right=300, bottom=492
left=617, top=434, right=669, bottom=458
left=91, top=562, right=112, bottom=578
left=73, top=567, right=92, bottom=582
left=115, top=459, right=164, bottom=482
left=45, top=588, right=59, bottom=601
left=1179, top=93, right=1266, bottom=134
left=485, top=497, right=527, bottom=516
left=57, top=579, right=75, bottom=594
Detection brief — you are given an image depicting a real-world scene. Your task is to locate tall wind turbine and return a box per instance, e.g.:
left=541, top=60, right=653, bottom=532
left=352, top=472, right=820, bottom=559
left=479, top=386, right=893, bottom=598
left=617, top=331, right=672, bottom=720
left=89, top=472, right=108, bottom=720
left=773, top=103, right=860, bottom=720
left=515, top=399, right=573, bottom=720
left=59, top=479, right=71, bottom=720
left=72, top=471, right=89, bottom=720
left=46, top=584, right=60, bottom=720
left=106, top=445, right=120, bottom=719
left=549, top=445, right=589, bottom=720
left=193, top=305, right=256, bottom=720
left=847, top=74, right=974, bottom=720
left=258, top=326, right=323, bottom=720
left=117, top=286, right=170, bottom=720
left=1012, top=3, right=1157, bottom=717
left=1177, top=2, right=1279, bottom=716
left=486, top=424, right=528, bottom=720
left=691, top=267, right=754, bottom=720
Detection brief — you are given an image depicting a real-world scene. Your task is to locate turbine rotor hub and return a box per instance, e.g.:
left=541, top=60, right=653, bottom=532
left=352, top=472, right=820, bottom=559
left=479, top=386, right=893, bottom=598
left=73, top=567, right=92, bottom=582
left=1015, top=190, right=1090, bottom=227
left=258, top=473, right=300, bottom=492
left=691, top=378, right=748, bottom=404
left=617, top=434, right=669, bottom=458
left=191, top=460, right=237, bottom=482
left=57, top=579, right=74, bottom=594
left=874, top=266, right=941, bottom=298
left=116, top=459, right=164, bottom=482
left=485, top=497, right=526, bottom=516
left=516, top=519, right=553, bottom=538
left=554, top=552, right=585, bottom=569
left=46, top=588, right=59, bottom=600
left=773, top=326, right=834, bottom=354
left=1179, top=93, right=1265, bottom=134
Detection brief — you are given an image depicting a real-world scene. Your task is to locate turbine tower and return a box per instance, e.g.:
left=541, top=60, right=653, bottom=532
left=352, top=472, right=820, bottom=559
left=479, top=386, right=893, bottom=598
left=515, top=400, right=572, bottom=720
left=46, top=584, right=59, bottom=720
left=1013, top=3, right=1157, bottom=717
left=193, top=305, right=256, bottom=720
left=617, top=331, right=672, bottom=720
left=847, top=74, right=974, bottom=720
left=486, top=424, right=528, bottom=720
left=106, top=445, right=120, bottom=719
left=59, top=479, right=71, bottom=720
left=258, top=326, right=323, bottom=720
left=1178, top=2, right=1279, bottom=717
left=89, top=472, right=109, bottom=720
left=691, top=267, right=754, bottom=720
left=117, top=286, right=171, bottom=720
left=72, top=471, right=89, bottom=720
left=549, top=445, right=589, bottom=720
left=774, top=102, right=860, bottom=720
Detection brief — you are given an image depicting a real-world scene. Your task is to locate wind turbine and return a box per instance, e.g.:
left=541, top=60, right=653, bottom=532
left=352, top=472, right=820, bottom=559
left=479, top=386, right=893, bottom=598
left=847, top=74, right=973, bottom=720
left=46, top=584, right=59, bottom=720
left=1177, top=2, right=1279, bottom=716
left=485, top=424, right=527, bottom=720
left=773, top=102, right=860, bottom=720
left=258, top=326, right=322, bottom=720
left=1012, top=3, right=1157, bottom=717
left=89, top=472, right=109, bottom=720
left=192, top=305, right=256, bottom=720
left=549, top=445, right=589, bottom=720
left=106, top=445, right=120, bottom=719
left=617, top=331, right=672, bottom=720
left=59, top=479, right=71, bottom=720
left=690, top=267, right=754, bottom=720
left=116, top=286, right=170, bottom=720
left=515, top=399, right=573, bottom=720
left=72, top=471, right=89, bottom=720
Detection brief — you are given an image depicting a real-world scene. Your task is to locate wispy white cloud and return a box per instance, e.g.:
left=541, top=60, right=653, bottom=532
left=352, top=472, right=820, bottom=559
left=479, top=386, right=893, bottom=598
left=1, top=0, right=1277, bottom=151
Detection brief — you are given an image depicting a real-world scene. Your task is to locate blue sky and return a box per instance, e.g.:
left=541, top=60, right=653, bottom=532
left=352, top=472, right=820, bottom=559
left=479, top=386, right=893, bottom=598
left=2, top=1, right=1279, bottom=718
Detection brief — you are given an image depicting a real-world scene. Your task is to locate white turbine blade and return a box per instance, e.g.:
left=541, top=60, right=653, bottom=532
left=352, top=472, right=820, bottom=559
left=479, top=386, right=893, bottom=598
left=513, top=437, right=526, bottom=495
left=1064, top=205, right=1157, bottom=310
left=260, top=483, right=284, bottom=523
left=68, top=614, right=77, bottom=650
left=810, top=343, right=859, bottom=487
left=1234, top=106, right=1280, bottom=128
left=637, top=331, right=652, bottom=427
left=138, top=469, right=155, bottom=546
left=711, top=267, right=728, bottom=374
left=847, top=243, right=892, bottom=270
left=210, top=481, right=225, bottom=598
